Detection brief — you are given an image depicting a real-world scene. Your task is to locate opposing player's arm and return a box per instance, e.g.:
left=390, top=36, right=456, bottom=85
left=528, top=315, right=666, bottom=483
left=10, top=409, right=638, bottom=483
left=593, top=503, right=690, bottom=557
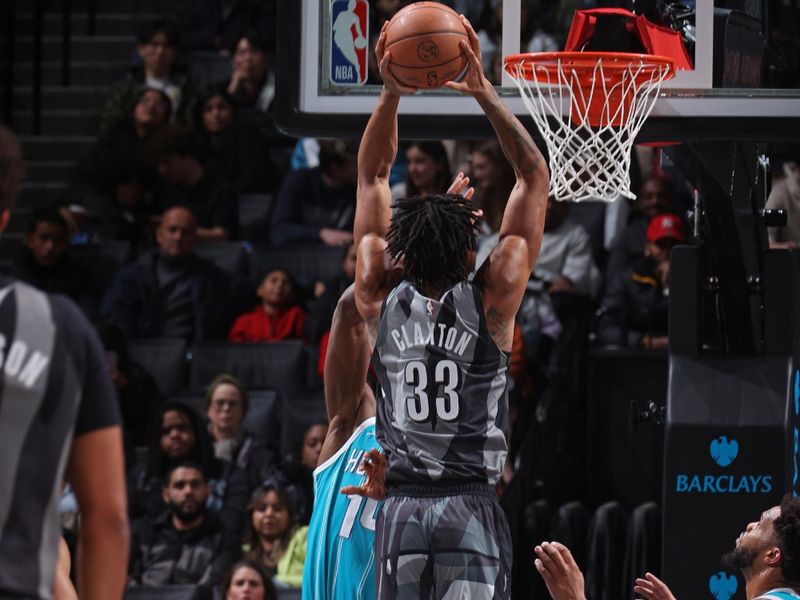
left=446, top=16, right=549, bottom=350
left=318, top=286, right=375, bottom=466
left=66, top=426, right=129, bottom=600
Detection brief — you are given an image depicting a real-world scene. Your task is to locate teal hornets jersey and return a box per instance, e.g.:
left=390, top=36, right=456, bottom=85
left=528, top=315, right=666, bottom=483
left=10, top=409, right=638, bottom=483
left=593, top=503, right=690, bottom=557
left=303, top=417, right=381, bottom=600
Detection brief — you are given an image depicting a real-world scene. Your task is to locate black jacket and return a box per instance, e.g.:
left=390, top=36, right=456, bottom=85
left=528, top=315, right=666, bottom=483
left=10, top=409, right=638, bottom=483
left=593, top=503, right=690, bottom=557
left=596, top=257, right=669, bottom=347
left=128, top=511, right=239, bottom=588
left=100, top=249, right=249, bottom=341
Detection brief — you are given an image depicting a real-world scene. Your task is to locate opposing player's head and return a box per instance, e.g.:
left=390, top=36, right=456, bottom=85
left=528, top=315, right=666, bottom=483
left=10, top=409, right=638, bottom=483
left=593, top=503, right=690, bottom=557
left=722, top=495, right=800, bottom=586
left=387, top=194, right=482, bottom=290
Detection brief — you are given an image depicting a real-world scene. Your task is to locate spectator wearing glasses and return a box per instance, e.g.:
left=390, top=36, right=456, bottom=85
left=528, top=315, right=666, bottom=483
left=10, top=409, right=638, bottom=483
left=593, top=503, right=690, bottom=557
left=205, top=374, right=278, bottom=487
left=99, top=19, right=196, bottom=136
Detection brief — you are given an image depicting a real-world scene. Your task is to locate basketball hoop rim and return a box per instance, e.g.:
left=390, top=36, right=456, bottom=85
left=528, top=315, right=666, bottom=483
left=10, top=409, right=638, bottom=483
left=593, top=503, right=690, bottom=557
left=504, top=51, right=676, bottom=82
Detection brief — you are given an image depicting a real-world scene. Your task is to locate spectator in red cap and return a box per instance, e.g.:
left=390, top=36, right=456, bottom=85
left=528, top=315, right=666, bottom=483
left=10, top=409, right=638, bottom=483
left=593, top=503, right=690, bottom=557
left=596, top=213, right=687, bottom=349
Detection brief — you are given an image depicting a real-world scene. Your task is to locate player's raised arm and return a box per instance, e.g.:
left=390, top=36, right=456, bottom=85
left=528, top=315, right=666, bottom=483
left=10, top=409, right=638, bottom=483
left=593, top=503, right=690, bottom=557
left=354, top=23, right=415, bottom=249
left=445, top=15, right=549, bottom=269
left=355, top=23, right=414, bottom=327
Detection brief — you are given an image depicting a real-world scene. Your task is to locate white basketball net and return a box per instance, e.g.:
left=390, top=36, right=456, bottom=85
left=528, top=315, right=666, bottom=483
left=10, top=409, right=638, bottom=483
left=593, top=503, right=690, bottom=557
left=506, top=54, right=673, bottom=203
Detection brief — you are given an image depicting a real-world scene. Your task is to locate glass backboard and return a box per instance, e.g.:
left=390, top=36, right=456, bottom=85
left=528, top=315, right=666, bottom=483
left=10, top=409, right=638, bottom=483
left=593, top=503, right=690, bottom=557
left=275, top=0, right=800, bottom=142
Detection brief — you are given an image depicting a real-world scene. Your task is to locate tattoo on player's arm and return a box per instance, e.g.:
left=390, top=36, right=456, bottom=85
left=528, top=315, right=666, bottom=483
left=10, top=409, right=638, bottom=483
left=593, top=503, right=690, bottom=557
left=484, top=96, right=540, bottom=177
left=485, top=305, right=511, bottom=349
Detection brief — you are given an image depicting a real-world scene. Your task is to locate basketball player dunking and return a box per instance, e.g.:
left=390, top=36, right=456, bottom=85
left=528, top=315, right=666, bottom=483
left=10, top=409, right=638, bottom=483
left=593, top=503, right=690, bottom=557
left=354, top=16, right=549, bottom=599
left=305, top=168, right=477, bottom=600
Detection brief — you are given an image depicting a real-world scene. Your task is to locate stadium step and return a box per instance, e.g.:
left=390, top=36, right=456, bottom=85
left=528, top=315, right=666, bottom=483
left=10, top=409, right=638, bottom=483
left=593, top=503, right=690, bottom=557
left=12, top=86, right=110, bottom=112
left=11, top=0, right=181, bottom=16
left=14, top=13, right=165, bottom=37
left=24, top=161, right=77, bottom=184
left=14, top=110, right=100, bottom=136
left=19, top=135, right=94, bottom=162
left=18, top=182, right=69, bottom=209
left=14, top=35, right=135, bottom=63
left=13, top=60, right=128, bottom=87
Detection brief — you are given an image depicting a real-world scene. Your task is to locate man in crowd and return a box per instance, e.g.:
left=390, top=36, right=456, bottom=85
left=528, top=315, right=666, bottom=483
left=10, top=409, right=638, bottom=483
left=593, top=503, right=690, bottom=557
left=606, top=175, right=677, bottom=278
left=147, top=125, right=238, bottom=240
left=128, top=462, right=239, bottom=587
left=101, top=205, right=247, bottom=341
left=0, top=127, right=129, bottom=599
left=270, top=140, right=358, bottom=246
left=99, top=19, right=194, bottom=134
left=535, top=495, right=800, bottom=600
left=596, top=212, right=687, bottom=349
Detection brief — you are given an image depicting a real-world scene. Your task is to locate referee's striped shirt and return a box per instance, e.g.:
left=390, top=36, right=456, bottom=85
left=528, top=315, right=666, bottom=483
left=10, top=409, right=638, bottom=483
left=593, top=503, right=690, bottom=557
left=0, top=278, right=120, bottom=599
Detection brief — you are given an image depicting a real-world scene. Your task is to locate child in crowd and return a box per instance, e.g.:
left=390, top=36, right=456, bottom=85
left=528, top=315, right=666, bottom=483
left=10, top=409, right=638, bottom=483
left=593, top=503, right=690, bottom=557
left=228, top=269, right=306, bottom=342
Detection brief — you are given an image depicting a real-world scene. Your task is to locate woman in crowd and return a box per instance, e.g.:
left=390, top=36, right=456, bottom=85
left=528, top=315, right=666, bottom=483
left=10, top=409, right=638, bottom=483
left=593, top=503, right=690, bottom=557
left=221, top=560, right=277, bottom=600
left=206, top=373, right=277, bottom=486
left=228, top=268, right=306, bottom=343
left=390, top=141, right=452, bottom=200
left=127, top=401, right=250, bottom=535
left=67, top=87, right=171, bottom=245
left=469, top=140, right=516, bottom=234
left=278, top=421, right=327, bottom=526
left=243, top=480, right=308, bottom=588
left=195, top=85, right=276, bottom=194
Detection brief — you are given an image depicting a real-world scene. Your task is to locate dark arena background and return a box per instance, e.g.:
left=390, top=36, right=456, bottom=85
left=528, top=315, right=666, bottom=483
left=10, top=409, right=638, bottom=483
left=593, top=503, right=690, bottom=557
left=2, top=0, right=800, bottom=599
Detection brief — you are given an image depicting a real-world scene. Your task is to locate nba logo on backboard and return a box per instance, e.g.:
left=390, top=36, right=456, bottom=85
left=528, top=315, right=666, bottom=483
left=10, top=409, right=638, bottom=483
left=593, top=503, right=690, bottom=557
left=330, top=0, right=368, bottom=86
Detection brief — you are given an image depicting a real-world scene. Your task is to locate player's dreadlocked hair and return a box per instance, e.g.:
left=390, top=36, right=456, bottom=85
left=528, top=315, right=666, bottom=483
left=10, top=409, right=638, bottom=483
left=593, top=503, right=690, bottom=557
left=774, top=494, right=800, bottom=584
left=386, top=194, right=482, bottom=289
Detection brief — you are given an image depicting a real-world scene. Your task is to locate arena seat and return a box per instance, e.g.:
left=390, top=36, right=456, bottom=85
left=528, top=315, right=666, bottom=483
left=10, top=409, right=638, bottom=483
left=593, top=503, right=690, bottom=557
left=6, top=207, right=32, bottom=234
left=124, top=585, right=201, bottom=600
left=71, top=240, right=132, bottom=289
left=189, top=341, right=306, bottom=397
left=622, top=502, right=661, bottom=600
left=585, top=501, right=629, bottom=600
left=279, top=392, right=327, bottom=460
left=128, top=338, right=189, bottom=396
left=193, top=241, right=249, bottom=275
left=171, top=389, right=279, bottom=444
left=276, top=589, right=302, bottom=600
left=249, top=243, right=345, bottom=289
left=550, top=501, right=590, bottom=569
left=0, top=233, right=25, bottom=261
left=238, top=193, right=273, bottom=232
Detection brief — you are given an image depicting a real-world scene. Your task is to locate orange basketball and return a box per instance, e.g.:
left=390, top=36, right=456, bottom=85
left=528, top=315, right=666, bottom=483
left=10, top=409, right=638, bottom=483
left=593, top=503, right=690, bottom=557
left=384, top=2, right=469, bottom=89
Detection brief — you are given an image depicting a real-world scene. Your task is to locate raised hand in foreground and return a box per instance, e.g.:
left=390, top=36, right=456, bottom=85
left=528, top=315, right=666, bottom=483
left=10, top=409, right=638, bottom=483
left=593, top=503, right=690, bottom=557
left=634, top=572, right=678, bottom=600
left=534, top=541, right=587, bottom=600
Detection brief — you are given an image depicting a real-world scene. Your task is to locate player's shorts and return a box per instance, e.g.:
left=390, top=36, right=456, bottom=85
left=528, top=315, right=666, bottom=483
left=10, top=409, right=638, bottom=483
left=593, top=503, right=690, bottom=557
left=375, top=482, right=512, bottom=600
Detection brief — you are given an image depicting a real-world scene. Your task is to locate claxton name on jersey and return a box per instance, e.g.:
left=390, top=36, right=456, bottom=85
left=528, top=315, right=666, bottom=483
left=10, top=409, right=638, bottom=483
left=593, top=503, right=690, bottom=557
left=0, top=333, right=50, bottom=389
left=390, top=323, right=473, bottom=356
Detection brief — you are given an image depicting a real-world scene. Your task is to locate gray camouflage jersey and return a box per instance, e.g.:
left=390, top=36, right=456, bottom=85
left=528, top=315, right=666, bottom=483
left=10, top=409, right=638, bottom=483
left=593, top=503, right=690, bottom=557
left=372, top=280, right=509, bottom=486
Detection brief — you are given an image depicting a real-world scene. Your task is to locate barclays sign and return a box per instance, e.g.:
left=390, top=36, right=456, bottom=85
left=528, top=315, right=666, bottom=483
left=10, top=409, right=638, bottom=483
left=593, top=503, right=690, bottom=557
left=709, top=571, right=737, bottom=600
left=674, top=437, right=773, bottom=495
